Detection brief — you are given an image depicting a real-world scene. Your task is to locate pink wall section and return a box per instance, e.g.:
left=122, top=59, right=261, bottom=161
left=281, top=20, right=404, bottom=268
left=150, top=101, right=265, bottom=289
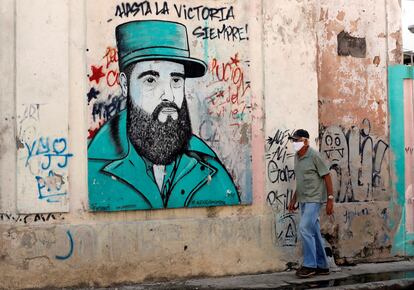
left=405, top=79, right=414, bottom=233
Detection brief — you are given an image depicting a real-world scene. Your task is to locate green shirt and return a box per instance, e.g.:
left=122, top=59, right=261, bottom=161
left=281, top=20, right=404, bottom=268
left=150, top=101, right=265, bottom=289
left=87, top=110, right=240, bottom=211
left=294, top=147, right=329, bottom=203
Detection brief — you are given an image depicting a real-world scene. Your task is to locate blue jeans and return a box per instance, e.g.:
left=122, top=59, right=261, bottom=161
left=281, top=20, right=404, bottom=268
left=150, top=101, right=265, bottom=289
left=299, top=202, right=328, bottom=269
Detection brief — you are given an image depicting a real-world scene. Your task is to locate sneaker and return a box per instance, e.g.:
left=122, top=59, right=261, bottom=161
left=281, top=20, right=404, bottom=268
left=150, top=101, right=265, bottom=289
left=296, top=266, right=317, bottom=278
left=316, top=267, right=330, bottom=275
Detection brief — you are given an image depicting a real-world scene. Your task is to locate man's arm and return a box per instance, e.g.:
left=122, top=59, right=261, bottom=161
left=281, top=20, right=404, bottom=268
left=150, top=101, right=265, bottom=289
left=323, top=174, right=334, bottom=215
left=288, top=191, right=297, bottom=213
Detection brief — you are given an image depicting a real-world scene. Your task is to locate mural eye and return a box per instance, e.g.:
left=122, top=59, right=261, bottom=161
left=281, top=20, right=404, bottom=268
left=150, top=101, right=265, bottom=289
left=143, top=76, right=157, bottom=86
left=146, top=77, right=155, bottom=83
left=171, top=77, right=183, bottom=88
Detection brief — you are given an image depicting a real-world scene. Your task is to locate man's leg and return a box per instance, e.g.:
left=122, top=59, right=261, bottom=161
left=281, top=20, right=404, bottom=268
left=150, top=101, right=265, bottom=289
left=298, top=202, right=321, bottom=268
left=315, top=217, right=329, bottom=271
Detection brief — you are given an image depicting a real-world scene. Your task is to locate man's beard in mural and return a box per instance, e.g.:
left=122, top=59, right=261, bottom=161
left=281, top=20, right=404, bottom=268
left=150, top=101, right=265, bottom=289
left=127, top=98, right=192, bottom=165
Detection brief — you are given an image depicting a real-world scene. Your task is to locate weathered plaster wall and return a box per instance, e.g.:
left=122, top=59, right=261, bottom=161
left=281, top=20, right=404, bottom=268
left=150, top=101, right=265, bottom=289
left=316, top=0, right=402, bottom=261
left=1, top=1, right=276, bottom=289
left=263, top=0, right=319, bottom=258
left=0, top=0, right=404, bottom=289
left=16, top=0, right=71, bottom=213
left=0, top=0, right=16, bottom=213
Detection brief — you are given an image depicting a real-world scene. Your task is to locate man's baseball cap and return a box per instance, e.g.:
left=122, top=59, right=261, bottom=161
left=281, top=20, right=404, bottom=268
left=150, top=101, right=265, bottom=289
left=115, top=20, right=207, bottom=77
left=288, top=129, right=310, bottom=141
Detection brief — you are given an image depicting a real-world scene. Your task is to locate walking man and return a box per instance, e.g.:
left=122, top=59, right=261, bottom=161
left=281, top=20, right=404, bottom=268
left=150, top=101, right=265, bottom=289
left=288, top=129, right=334, bottom=278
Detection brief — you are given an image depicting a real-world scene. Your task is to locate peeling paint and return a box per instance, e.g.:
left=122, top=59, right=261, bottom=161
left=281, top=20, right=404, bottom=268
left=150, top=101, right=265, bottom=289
left=16, top=137, right=24, bottom=149
left=390, top=30, right=403, bottom=64
left=240, top=123, right=250, bottom=145
left=337, top=31, right=366, bottom=58
left=336, top=11, right=345, bottom=21
left=21, top=232, right=37, bottom=248
left=319, top=7, right=329, bottom=21
left=373, top=55, right=381, bottom=66
left=349, top=18, right=361, bottom=34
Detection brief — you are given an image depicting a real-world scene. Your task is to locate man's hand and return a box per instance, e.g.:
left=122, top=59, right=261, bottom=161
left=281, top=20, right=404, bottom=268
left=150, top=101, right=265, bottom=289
left=323, top=174, right=334, bottom=216
left=288, top=192, right=297, bottom=213
left=326, top=199, right=334, bottom=215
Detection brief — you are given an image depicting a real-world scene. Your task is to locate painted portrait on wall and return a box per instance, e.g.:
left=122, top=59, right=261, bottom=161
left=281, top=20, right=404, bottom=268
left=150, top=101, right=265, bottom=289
left=86, top=1, right=253, bottom=211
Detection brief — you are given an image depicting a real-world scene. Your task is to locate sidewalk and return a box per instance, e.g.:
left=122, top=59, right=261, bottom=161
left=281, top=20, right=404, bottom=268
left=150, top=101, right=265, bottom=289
left=79, top=259, right=414, bottom=290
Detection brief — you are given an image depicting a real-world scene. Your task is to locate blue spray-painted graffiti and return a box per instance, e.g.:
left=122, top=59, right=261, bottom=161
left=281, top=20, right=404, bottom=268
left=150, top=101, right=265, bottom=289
left=91, top=94, right=126, bottom=122
left=25, top=137, right=73, bottom=169
left=24, top=137, right=73, bottom=203
left=55, top=230, right=74, bottom=260
left=35, top=171, right=67, bottom=203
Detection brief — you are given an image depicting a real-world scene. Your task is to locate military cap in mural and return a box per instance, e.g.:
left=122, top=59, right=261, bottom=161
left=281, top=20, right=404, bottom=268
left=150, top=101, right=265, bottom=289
left=115, top=20, right=207, bottom=76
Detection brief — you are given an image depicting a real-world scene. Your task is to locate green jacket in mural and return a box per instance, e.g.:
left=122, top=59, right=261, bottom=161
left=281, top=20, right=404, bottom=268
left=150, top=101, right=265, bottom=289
left=88, top=111, right=240, bottom=211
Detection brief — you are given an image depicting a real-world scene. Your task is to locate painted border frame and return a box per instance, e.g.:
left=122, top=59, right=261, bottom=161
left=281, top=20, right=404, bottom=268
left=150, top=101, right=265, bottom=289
left=388, top=64, right=414, bottom=256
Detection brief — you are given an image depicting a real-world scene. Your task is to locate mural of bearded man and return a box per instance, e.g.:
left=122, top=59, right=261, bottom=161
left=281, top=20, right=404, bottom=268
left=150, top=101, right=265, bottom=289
left=88, top=20, right=240, bottom=211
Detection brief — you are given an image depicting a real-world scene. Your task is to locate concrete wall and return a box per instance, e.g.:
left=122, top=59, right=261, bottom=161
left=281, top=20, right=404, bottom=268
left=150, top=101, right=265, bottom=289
left=316, top=0, right=402, bottom=261
left=0, top=0, right=403, bottom=289
left=263, top=0, right=319, bottom=258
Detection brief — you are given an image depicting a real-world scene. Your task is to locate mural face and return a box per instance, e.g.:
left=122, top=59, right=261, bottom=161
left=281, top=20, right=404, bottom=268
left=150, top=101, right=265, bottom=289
left=87, top=2, right=252, bottom=211
left=122, top=61, right=185, bottom=116
left=124, top=60, right=191, bottom=165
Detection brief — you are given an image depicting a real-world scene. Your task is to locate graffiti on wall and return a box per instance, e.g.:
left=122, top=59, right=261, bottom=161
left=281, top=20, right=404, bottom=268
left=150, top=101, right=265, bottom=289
left=334, top=203, right=392, bottom=257
left=266, top=128, right=298, bottom=247
left=86, top=0, right=253, bottom=211
left=207, top=53, right=251, bottom=122
left=16, top=103, right=72, bottom=211
left=0, top=212, right=65, bottom=224
left=111, top=2, right=248, bottom=42
left=24, top=137, right=73, bottom=202
left=342, top=204, right=391, bottom=257
left=320, top=119, right=389, bottom=203
left=266, top=123, right=389, bottom=248
left=55, top=230, right=74, bottom=260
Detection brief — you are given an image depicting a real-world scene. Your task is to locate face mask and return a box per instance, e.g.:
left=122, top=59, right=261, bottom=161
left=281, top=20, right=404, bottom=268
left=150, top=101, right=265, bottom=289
left=293, top=141, right=305, bottom=152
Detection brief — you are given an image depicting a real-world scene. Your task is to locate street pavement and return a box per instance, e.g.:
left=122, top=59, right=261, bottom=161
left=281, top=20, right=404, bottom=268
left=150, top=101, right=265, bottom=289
left=77, top=259, right=414, bottom=290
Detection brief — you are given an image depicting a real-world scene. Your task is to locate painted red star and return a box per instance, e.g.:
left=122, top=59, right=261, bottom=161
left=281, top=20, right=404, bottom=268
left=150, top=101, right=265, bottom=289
left=89, top=65, right=105, bottom=84
left=230, top=53, right=240, bottom=67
